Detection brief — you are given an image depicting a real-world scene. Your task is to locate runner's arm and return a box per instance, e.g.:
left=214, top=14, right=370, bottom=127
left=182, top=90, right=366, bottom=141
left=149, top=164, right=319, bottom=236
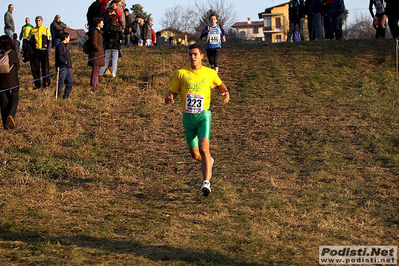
left=165, top=91, right=178, bottom=104
left=216, top=83, right=230, bottom=105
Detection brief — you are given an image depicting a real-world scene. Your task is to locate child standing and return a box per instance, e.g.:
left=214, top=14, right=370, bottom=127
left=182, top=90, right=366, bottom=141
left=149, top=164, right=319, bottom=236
left=55, top=32, right=73, bottom=99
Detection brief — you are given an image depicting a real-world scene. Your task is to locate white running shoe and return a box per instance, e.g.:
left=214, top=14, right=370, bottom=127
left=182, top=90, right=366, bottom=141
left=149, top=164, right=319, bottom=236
left=201, top=180, right=211, bottom=196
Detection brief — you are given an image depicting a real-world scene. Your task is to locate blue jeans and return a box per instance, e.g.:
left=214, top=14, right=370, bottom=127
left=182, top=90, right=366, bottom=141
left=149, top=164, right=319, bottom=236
left=333, top=13, right=344, bottom=39
left=312, top=13, right=323, bottom=40
left=4, top=28, right=13, bottom=38
left=58, top=68, right=73, bottom=98
left=124, top=34, right=130, bottom=46
left=99, top=49, right=119, bottom=78
left=53, top=39, right=61, bottom=48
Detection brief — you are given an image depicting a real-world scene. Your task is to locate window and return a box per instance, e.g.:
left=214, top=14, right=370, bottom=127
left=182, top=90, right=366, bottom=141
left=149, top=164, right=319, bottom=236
left=275, top=35, right=282, bottom=43
left=253, top=27, right=259, bottom=34
left=275, top=17, right=281, bottom=30
left=264, top=17, right=271, bottom=28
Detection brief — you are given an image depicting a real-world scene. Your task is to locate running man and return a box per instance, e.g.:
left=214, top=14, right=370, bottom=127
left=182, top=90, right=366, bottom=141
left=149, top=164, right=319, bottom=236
left=200, top=13, right=226, bottom=74
left=165, top=44, right=230, bottom=196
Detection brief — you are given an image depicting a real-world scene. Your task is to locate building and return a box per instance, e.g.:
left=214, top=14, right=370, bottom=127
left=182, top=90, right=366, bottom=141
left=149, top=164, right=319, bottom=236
left=64, top=27, right=86, bottom=45
left=258, top=2, right=290, bottom=43
left=231, top=18, right=265, bottom=41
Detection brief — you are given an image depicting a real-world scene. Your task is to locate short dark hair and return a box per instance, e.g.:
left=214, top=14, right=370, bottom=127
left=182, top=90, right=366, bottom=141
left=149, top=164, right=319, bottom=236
left=60, top=32, right=70, bottom=41
left=188, top=43, right=204, bottom=55
left=0, top=35, right=15, bottom=51
left=209, top=13, right=217, bottom=20
left=124, top=8, right=129, bottom=12
left=93, top=17, right=103, bottom=26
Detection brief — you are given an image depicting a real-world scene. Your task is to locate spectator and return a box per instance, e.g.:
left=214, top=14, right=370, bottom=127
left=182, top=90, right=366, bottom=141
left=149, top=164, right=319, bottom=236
left=305, top=0, right=315, bottom=40
left=12, top=33, right=19, bottom=55
left=142, top=17, right=154, bottom=46
left=200, top=13, right=226, bottom=74
left=384, top=0, right=399, bottom=39
left=87, top=0, right=101, bottom=29
left=4, top=4, right=15, bottom=38
left=114, top=0, right=126, bottom=28
left=131, top=15, right=143, bottom=45
left=19, top=17, right=34, bottom=54
left=0, top=35, right=20, bottom=130
left=50, top=15, right=67, bottom=48
left=87, top=17, right=105, bottom=89
left=99, top=13, right=123, bottom=78
left=287, top=0, right=306, bottom=42
left=322, top=0, right=334, bottom=40
left=369, top=0, right=386, bottom=38
left=100, top=0, right=110, bottom=17
left=169, top=37, right=175, bottom=46
left=332, top=0, right=345, bottom=39
left=123, top=8, right=132, bottom=46
left=27, top=16, right=52, bottom=89
left=309, top=0, right=324, bottom=40
left=55, top=32, right=73, bottom=99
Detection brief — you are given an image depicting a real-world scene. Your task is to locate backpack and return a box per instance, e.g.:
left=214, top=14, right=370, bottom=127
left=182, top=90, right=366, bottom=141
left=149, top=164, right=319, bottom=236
left=0, top=50, right=14, bottom=74
left=83, top=40, right=90, bottom=54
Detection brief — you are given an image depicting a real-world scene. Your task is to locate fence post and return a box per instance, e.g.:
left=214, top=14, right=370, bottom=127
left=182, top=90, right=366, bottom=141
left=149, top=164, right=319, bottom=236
left=55, top=67, right=59, bottom=99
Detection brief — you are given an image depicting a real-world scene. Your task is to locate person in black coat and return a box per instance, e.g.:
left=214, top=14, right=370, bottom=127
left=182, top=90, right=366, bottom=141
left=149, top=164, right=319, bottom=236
left=0, top=35, right=19, bottom=130
left=385, top=0, right=399, bottom=38
left=287, top=0, right=306, bottom=41
left=55, top=32, right=73, bottom=99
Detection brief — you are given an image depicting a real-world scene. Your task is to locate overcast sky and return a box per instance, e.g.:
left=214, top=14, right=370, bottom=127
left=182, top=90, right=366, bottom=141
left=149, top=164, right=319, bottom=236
left=2, top=0, right=370, bottom=33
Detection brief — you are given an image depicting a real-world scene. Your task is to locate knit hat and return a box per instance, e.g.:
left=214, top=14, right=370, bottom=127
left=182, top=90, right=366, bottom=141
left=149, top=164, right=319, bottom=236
left=35, top=16, right=43, bottom=22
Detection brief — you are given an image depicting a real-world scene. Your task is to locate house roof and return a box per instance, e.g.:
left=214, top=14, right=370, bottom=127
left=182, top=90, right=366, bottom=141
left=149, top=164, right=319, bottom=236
left=231, top=21, right=264, bottom=28
left=64, top=27, right=86, bottom=45
left=258, top=1, right=289, bottom=18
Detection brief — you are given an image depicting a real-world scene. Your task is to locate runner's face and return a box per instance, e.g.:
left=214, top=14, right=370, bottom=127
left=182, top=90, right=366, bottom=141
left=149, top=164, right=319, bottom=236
left=210, top=16, right=217, bottom=26
left=36, top=19, right=42, bottom=27
left=188, top=48, right=204, bottom=69
left=26, top=18, right=30, bottom=25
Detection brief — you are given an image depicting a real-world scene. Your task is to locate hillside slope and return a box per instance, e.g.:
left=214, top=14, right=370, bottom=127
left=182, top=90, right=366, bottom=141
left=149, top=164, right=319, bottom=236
left=0, top=39, right=398, bottom=265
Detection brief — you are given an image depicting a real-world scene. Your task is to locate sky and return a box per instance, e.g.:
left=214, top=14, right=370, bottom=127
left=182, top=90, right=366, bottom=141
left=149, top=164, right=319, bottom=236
left=2, top=0, right=370, bottom=34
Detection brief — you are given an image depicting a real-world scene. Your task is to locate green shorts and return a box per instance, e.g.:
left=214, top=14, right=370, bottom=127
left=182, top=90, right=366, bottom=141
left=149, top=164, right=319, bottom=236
left=182, top=109, right=212, bottom=149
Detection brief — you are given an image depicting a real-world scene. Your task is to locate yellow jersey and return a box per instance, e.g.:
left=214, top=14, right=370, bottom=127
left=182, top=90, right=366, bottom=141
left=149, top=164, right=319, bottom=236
left=169, top=66, right=222, bottom=113
left=29, top=25, right=52, bottom=50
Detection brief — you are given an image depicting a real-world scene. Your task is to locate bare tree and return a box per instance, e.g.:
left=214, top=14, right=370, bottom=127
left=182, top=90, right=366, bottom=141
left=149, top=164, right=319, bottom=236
left=160, top=4, right=198, bottom=33
left=346, top=11, right=376, bottom=39
left=194, top=0, right=239, bottom=34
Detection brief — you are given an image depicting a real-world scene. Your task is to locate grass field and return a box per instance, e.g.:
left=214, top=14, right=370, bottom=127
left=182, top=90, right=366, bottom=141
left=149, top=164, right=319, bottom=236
left=0, top=38, right=398, bottom=265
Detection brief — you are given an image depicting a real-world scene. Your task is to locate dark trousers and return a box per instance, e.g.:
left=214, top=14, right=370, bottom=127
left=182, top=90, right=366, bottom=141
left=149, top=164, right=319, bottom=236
left=0, top=88, right=19, bottom=128
left=308, top=14, right=315, bottom=40
left=206, top=48, right=221, bottom=68
left=57, top=68, right=73, bottom=98
left=30, top=50, right=50, bottom=88
left=388, top=15, right=399, bottom=38
left=22, top=39, right=29, bottom=54
left=323, top=11, right=334, bottom=40
left=90, top=66, right=100, bottom=88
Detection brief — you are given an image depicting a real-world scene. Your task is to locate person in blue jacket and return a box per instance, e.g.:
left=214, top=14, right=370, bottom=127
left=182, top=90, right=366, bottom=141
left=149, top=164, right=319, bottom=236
left=200, top=14, right=226, bottom=74
left=331, top=0, right=345, bottom=39
left=55, top=32, right=73, bottom=99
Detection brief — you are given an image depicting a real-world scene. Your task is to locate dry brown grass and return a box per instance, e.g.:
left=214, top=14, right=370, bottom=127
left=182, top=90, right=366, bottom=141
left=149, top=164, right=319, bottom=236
left=0, top=39, right=398, bottom=265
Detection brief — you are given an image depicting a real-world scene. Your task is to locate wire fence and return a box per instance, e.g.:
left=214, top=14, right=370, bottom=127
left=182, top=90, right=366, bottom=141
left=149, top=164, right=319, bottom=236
left=0, top=53, right=105, bottom=94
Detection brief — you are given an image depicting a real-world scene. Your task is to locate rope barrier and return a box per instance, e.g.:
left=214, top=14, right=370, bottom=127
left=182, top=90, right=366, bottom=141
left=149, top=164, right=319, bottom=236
left=0, top=53, right=106, bottom=94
